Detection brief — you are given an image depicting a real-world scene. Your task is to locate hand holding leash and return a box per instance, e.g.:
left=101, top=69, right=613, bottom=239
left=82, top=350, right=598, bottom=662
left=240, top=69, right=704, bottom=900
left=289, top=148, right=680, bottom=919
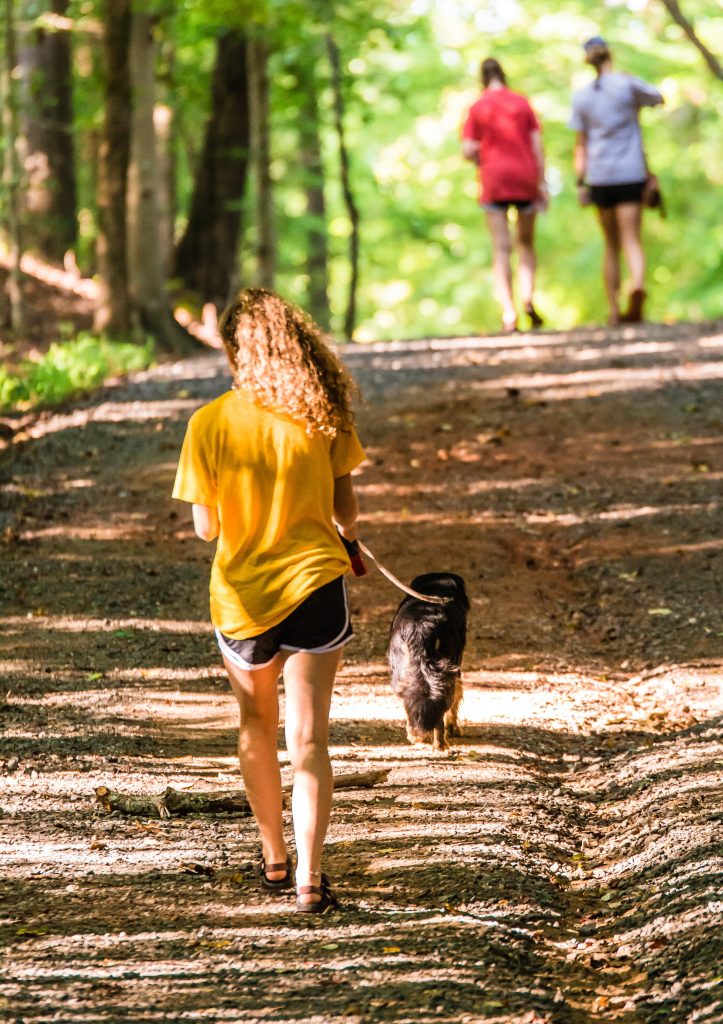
left=337, top=530, right=368, bottom=577
left=337, top=529, right=450, bottom=603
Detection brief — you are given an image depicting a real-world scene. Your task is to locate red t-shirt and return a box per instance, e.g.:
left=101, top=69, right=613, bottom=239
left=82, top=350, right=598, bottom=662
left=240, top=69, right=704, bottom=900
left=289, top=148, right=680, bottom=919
left=462, top=88, right=541, bottom=204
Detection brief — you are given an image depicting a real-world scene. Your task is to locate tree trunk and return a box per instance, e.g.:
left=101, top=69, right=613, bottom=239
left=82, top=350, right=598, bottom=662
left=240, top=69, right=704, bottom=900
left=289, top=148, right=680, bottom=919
left=247, top=36, right=275, bottom=289
left=173, top=31, right=250, bottom=309
left=127, top=10, right=195, bottom=355
left=1, top=0, right=24, bottom=331
left=154, top=101, right=174, bottom=278
left=326, top=34, right=359, bottom=342
left=295, top=57, right=330, bottom=330
left=154, top=28, right=176, bottom=278
left=19, top=0, right=77, bottom=262
left=658, top=0, right=723, bottom=80
left=94, top=0, right=131, bottom=335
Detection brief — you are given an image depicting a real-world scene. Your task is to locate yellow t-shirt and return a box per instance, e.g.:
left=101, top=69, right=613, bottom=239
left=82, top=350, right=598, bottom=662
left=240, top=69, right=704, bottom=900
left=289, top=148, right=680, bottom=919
left=172, top=390, right=366, bottom=639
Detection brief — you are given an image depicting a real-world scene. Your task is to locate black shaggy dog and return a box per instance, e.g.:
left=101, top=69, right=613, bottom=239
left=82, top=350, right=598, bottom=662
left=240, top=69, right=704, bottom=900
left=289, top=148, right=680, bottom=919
left=388, top=573, right=469, bottom=752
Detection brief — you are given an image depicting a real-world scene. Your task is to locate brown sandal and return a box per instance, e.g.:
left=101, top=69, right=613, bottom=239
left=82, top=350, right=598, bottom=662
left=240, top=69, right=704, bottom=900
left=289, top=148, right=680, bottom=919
left=620, top=288, right=646, bottom=323
left=259, top=854, right=293, bottom=893
left=296, top=873, right=339, bottom=914
left=524, top=303, right=544, bottom=329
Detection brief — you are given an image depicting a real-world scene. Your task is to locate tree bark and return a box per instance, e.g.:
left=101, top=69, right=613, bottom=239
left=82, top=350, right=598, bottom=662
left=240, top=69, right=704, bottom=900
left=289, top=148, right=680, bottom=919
left=658, top=0, right=723, bottom=80
left=295, top=57, right=330, bottom=330
left=19, top=0, right=77, bottom=262
left=173, top=31, right=250, bottom=309
left=326, top=34, right=360, bottom=341
left=247, top=35, right=275, bottom=289
left=127, top=11, right=196, bottom=354
left=94, top=0, right=131, bottom=335
left=1, top=0, right=24, bottom=331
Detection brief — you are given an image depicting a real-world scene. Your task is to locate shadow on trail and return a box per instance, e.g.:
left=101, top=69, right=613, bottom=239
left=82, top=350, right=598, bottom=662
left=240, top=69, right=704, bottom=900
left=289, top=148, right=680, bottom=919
left=2, top=328, right=722, bottom=1024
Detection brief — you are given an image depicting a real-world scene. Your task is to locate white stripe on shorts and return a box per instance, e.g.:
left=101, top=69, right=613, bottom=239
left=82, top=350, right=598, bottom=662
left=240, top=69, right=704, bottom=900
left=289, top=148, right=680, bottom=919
left=215, top=579, right=353, bottom=671
left=280, top=578, right=353, bottom=654
left=215, top=629, right=277, bottom=672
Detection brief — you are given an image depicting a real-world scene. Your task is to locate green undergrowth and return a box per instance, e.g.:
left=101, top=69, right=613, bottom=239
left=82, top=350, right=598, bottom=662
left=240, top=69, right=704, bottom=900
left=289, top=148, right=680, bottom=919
left=0, top=334, right=155, bottom=412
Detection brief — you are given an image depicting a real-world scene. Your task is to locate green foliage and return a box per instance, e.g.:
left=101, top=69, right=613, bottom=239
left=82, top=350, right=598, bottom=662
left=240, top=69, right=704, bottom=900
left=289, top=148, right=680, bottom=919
left=55, top=0, right=723, bottom=339
left=0, top=335, right=155, bottom=411
left=263, top=0, right=723, bottom=337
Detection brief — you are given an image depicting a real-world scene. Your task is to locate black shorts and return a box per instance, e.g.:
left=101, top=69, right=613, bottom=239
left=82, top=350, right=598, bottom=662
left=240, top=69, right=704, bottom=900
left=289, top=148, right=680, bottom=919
left=482, top=198, right=536, bottom=213
left=216, top=575, right=352, bottom=671
left=590, top=181, right=646, bottom=208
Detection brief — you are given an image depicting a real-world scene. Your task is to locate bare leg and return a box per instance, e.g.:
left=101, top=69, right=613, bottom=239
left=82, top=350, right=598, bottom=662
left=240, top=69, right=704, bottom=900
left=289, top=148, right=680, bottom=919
left=223, top=653, right=288, bottom=881
left=597, top=207, right=621, bottom=324
left=485, top=209, right=516, bottom=331
left=616, top=202, right=645, bottom=291
left=283, top=648, right=340, bottom=905
left=516, top=210, right=537, bottom=308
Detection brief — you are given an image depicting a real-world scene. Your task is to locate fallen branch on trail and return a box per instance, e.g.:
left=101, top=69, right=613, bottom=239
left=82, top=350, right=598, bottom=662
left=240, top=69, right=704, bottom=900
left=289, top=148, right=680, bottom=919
left=95, top=786, right=251, bottom=819
left=95, top=769, right=389, bottom=819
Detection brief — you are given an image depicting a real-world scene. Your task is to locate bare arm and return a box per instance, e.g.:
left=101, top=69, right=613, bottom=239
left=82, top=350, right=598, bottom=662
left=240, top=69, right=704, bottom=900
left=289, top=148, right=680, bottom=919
left=530, top=129, right=545, bottom=183
left=333, top=473, right=359, bottom=540
left=192, top=503, right=220, bottom=542
left=574, top=132, right=587, bottom=182
left=462, top=138, right=480, bottom=164
left=574, top=132, right=591, bottom=206
left=530, top=129, right=548, bottom=208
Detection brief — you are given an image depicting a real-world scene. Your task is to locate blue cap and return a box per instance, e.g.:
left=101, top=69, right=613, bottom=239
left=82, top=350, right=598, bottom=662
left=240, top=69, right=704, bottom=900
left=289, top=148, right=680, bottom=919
left=583, top=35, right=607, bottom=51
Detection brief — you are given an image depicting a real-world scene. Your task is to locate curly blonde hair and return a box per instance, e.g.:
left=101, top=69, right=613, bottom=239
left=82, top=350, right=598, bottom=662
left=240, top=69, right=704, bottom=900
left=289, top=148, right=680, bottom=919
left=218, top=288, right=357, bottom=437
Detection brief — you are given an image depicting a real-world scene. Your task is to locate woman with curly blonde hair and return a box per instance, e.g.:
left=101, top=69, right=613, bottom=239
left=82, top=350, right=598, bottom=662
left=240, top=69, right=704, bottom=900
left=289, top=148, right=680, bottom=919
left=173, top=289, right=365, bottom=913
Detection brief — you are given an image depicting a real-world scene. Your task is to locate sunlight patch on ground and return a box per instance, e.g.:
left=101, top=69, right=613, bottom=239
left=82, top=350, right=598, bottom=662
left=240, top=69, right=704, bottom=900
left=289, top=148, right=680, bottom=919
left=460, top=687, right=566, bottom=726
left=604, top=905, right=723, bottom=954
left=470, top=359, right=723, bottom=401
left=699, top=331, right=723, bottom=349
left=573, top=341, right=678, bottom=361
left=14, top=398, right=201, bottom=443
left=19, top=525, right=150, bottom=541
left=465, top=477, right=549, bottom=494
left=0, top=616, right=211, bottom=633
left=525, top=500, right=720, bottom=527
left=355, top=481, right=450, bottom=497
left=465, top=669, right=588, bottom=689
left=337, top=663, right=388, bottom=678
left=652, top=538, right=723, bottom=556
left=140, top=694, right=235, bottom=726
left=109, top=667, right=226, bottom=682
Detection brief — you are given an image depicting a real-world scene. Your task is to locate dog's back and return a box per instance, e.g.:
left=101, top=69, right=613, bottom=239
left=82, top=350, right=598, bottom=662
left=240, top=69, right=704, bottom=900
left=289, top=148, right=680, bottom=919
left=388, top=573, right=469, bottom=744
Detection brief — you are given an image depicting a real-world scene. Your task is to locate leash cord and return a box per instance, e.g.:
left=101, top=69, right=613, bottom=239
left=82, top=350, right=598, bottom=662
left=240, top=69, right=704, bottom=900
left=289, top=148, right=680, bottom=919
left=356, top=539, right=450, bottom=605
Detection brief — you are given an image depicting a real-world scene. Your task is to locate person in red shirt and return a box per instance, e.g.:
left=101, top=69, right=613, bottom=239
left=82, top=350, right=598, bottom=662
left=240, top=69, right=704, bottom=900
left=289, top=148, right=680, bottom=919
left=462, top=58, right=548, bottom=333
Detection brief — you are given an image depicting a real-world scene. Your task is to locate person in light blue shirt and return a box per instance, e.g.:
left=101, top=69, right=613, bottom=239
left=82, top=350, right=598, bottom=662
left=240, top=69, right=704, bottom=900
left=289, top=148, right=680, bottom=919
left=569, top=36, right=663, bottom=325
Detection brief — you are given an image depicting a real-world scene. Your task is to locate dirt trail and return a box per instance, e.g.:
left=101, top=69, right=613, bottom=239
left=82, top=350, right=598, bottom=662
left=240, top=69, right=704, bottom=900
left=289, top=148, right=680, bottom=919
left=1, top=321, right=722, bottom=1023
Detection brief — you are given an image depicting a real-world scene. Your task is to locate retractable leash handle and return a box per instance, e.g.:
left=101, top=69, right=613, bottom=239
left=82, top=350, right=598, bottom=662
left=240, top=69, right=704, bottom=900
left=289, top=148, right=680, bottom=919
left=337, top=531, right=368, bottom=577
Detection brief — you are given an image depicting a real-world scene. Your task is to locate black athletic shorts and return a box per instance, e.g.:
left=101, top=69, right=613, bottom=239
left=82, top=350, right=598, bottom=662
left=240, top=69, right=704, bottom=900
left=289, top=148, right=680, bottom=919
left=216, top=575, right=352, bottom=671
left=589, top=181, right=646, bottom=208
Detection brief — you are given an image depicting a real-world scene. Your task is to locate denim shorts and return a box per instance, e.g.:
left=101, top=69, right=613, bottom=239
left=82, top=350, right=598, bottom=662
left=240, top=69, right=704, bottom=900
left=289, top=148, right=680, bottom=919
left=482, top=199, right=536, bottom=214
left=216, top=575, right=352, bottom=671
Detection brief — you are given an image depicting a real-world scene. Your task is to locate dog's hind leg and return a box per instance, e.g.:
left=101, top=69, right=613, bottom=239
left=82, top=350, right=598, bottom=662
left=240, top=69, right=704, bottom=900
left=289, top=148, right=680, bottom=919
left=432, top=723, right=449, bottom=752
left=444, top=676, right=463, bottom=739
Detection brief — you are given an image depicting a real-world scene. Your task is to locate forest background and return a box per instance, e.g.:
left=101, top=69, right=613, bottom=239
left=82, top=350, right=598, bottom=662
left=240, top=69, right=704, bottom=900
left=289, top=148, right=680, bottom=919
left=0, top=0, right=721, bottom=377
